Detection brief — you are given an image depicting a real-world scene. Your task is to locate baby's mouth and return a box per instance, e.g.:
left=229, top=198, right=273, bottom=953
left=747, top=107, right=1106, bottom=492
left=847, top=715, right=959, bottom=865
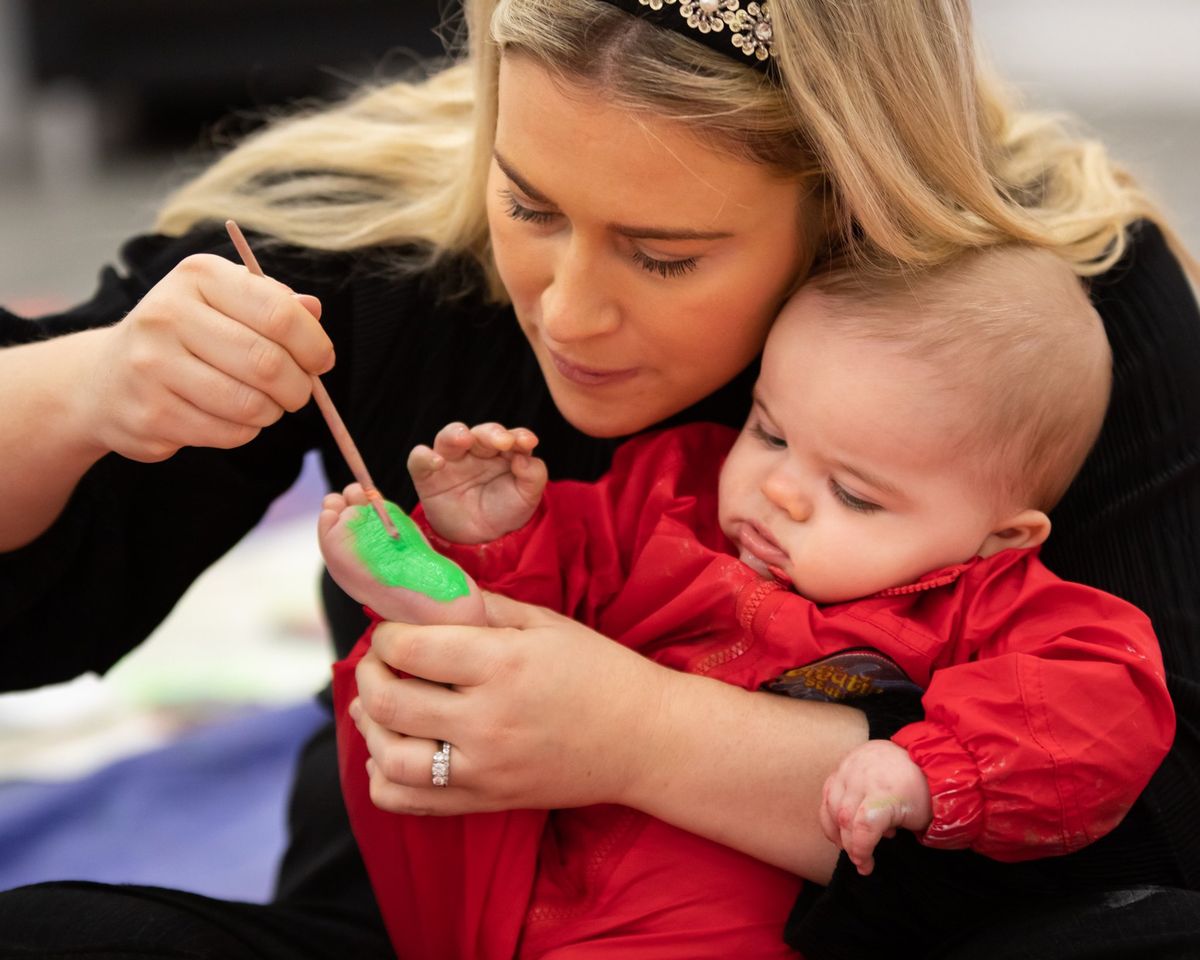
left=737, top=522, right=791, bottom=579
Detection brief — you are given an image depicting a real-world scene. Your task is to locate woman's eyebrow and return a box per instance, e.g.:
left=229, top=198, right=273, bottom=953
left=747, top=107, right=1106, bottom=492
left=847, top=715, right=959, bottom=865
left=493, top=148, right=733, bottom=242
left=494, top=150, right=553, bottom=204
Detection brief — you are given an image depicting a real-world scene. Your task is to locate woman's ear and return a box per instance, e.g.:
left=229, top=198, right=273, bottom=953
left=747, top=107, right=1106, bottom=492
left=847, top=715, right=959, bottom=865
left=977, top=509, right=1052, bottom=558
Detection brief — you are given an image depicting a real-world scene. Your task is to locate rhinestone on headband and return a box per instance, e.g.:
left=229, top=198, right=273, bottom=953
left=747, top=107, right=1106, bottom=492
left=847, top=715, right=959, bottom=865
left=601, top=0, right=776, bottom=70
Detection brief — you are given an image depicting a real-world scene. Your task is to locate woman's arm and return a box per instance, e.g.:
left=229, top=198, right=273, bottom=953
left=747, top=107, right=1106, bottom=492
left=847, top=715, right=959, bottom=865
left=0, top=330, right=111, bottom=550
left=627, top=651, right=867, bottom=879
left=0, top=230, right=347, bottom=688
left=0, top=252, right=333, bottom=552
left=351, top=593, right=868, bottom=882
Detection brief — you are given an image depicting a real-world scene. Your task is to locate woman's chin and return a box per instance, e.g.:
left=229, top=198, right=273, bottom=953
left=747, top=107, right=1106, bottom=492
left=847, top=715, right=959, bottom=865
left=547, top=383, right=668, bottom=439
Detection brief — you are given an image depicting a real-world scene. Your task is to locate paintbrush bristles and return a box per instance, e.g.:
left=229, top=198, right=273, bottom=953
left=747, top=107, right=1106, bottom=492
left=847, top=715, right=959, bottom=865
left=224, top=220, right=401, bottom=540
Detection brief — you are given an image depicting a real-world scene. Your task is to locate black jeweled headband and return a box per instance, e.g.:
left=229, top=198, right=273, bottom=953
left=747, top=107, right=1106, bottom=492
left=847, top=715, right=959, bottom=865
left=595, top=0, right=776, bottom=72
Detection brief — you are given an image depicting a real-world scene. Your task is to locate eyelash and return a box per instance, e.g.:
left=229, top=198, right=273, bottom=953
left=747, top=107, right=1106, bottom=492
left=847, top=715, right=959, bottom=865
left=750, top=424, right=881, bottom=514
left=501, top=190, right=556, bottom=226
left=830, top=481, right=881, bottom=514
left=750, top=423, right=786, bottom=449
left=630, top=250, right=699, bottom=279
left=499, top=189, right=700, bottom=279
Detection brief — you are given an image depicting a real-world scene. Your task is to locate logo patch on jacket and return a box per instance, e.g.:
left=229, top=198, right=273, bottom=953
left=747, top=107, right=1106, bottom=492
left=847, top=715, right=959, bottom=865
left=760, top=649, right=924, bottom=702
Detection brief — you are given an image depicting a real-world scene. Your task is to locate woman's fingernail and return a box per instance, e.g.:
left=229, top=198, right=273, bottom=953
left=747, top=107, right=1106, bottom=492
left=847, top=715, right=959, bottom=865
left=349, top=699, right=362, bottom=722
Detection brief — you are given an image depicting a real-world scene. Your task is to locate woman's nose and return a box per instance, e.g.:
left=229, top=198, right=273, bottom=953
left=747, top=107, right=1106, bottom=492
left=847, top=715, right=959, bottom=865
left=762, top=470, right=812, bottom=523
left=540, top=238, right=620, bottom=342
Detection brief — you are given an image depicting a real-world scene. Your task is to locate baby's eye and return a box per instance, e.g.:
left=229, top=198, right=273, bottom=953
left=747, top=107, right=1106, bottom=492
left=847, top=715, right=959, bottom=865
left=830, top=480, right=881, bottom=514
left=749, top=423, right=786, bottom=449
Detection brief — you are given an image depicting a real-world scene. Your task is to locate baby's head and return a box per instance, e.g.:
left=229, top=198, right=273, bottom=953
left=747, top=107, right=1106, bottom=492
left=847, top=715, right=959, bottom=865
left=718, top=246, right=1111, bottom=603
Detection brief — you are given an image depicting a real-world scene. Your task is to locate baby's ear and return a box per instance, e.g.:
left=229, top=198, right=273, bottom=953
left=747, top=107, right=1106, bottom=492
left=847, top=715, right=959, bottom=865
left=977, top=509, right=1051, bottom=558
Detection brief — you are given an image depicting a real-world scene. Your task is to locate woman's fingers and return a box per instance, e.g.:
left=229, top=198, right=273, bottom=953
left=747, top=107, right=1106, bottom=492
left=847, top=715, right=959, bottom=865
left=158, top=345, right=286, bottom=428
left=480, top=589, right=570, bottom=629
left=83, top=253, right=332, bottom=462
left=365, top=622, right=499, bottom=688
left=356, top=716, right=462, bottom=789
left=176, top=301, right=315, bottom=414
left=188, top=254, right=334, bottom=376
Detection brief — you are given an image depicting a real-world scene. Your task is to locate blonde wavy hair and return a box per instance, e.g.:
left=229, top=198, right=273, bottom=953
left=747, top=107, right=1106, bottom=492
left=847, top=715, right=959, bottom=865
left=157, top=0, right=1194, bottom=295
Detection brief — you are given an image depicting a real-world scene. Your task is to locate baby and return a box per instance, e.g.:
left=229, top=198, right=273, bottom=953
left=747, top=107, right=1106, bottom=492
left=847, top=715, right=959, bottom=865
left=322, top=246, right=1173, bottom=960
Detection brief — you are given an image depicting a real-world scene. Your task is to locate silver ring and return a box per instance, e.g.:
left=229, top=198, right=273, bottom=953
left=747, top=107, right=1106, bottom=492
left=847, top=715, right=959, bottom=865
left=431, top=741, right=451, bottom=788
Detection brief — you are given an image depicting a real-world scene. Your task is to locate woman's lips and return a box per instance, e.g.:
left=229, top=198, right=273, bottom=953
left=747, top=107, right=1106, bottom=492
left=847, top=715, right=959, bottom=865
left=737, top=522, right=791, bottom=577
left=548, top=349, right=639, bottom=386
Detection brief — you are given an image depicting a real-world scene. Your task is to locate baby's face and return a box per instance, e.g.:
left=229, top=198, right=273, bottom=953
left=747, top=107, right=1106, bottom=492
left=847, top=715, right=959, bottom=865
left=718, top=298, right=1005, bottom=604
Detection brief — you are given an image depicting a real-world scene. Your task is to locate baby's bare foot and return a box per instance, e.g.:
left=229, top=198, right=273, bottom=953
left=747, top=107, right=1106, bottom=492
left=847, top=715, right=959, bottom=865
left=319, top=494, right=485, bottom=626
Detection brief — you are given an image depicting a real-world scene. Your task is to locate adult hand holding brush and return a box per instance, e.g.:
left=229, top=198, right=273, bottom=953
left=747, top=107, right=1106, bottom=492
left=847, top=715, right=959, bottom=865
left=0, top=222, right=335, bottom=551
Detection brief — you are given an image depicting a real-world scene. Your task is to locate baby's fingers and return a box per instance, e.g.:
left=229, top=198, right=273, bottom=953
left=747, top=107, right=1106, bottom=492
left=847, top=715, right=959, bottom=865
left=511, top=454, right=548, bottom=504
left=407, top=443, right=445, bottom=482
left=818, top=777, right=843, bottom=848
left=430, top=422, right=474, bottom=461
left=468, top=422, right=520, bottom=457
left=847, top=805, right=888, bottom=876
left=511, top=427, right=539, bottom=454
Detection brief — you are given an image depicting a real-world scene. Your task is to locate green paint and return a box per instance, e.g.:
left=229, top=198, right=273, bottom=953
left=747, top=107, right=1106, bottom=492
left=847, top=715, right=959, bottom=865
left=347, top=501, right=470, bottom=601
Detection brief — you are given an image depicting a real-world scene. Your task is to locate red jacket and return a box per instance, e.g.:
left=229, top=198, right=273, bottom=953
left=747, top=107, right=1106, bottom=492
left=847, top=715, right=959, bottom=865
left=333, top=423, right=1173, bottom=959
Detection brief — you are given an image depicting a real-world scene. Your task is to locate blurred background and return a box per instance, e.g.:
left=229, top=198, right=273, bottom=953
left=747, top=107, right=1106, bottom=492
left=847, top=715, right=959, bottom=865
left=0, top=0, right=1197, bottom=904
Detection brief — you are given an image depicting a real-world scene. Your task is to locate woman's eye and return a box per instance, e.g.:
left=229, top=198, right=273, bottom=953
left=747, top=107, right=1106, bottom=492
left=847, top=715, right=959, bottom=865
left=501, top=189, right=556, bottom=225
left=631, top=249, right=699, bottom=279
left=830, top=480, right=881, bottom=514
left=749, top=423, right=787, bottom=449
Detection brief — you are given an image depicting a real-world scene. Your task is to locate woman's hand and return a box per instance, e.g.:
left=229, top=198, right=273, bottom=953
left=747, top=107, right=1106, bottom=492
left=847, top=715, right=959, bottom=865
left=350, top=591, right=667, bottom=816
left=350, top=592, right=867, bottom=879
left=82, top=253, right=334, bottom=463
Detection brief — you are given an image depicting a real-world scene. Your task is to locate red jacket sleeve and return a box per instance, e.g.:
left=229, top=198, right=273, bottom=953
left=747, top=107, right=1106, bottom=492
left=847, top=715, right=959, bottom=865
left=892, top=552, right=1174, bottom=862
left=418, top=423, right=735, bottom=627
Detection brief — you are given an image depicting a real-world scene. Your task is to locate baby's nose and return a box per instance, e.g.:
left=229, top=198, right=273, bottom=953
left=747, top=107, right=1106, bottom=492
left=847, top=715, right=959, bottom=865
left=762, top=472, right=812, bottom=522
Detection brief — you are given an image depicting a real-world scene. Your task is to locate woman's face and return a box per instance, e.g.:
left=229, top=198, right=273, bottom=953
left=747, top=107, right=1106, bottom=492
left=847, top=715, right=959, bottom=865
left=488, top=55, right=819, bottom=437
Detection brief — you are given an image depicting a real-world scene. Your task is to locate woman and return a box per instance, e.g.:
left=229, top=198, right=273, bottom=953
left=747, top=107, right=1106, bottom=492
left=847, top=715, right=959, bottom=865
left=1, top=1, right=1197, bottom=957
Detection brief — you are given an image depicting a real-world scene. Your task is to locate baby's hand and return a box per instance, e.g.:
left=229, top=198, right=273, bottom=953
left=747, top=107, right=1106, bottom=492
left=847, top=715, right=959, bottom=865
left=408, top=422, right=547, bottom=544
left=819, top=740, right=933, bottom=876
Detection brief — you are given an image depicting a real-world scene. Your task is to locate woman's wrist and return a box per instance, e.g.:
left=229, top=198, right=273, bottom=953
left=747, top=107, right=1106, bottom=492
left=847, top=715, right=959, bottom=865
left=50, top=328, right=116, bottom=462
left=0, top=330, right=111, bottom=550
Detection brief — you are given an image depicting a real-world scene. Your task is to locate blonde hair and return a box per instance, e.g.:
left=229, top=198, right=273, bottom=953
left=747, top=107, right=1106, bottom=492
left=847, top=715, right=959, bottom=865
left=806, top=247, right=1112, bottom=511
left=156, top=0, right=1195, bottom=296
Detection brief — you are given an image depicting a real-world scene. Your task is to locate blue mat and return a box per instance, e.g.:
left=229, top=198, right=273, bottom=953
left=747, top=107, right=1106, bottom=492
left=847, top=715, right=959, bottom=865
left=0, top=700, right=327, bottom=902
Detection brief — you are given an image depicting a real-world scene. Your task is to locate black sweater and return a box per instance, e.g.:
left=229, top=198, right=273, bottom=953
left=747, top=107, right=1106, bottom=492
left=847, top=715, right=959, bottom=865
left=3, top=221, right=1199, bottom=891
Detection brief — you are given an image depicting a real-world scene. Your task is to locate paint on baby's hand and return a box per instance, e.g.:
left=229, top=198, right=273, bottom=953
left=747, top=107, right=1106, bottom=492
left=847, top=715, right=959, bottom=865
left=347, top=502, right=470, bottom=602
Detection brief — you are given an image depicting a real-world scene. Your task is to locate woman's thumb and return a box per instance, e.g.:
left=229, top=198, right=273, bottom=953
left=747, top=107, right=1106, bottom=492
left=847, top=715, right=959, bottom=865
left=482, top=590, right=562, bottom=629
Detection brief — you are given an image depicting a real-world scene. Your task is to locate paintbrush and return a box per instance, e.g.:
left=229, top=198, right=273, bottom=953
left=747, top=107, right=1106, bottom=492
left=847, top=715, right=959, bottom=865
left=225, top=219, right=401, bottom=540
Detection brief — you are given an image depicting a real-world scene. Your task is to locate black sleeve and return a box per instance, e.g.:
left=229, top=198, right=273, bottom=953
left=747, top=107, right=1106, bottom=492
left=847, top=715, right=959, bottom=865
left=0, top=227, right=358, bottom=690
left=1042, top=220, right=1200, bottom=889
left=1044, top=221, right=1200, bottom=656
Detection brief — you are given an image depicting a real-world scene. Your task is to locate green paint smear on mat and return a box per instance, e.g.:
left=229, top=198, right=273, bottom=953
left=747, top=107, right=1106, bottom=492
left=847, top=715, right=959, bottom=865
left=346, top=501, right=469, bottom=602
